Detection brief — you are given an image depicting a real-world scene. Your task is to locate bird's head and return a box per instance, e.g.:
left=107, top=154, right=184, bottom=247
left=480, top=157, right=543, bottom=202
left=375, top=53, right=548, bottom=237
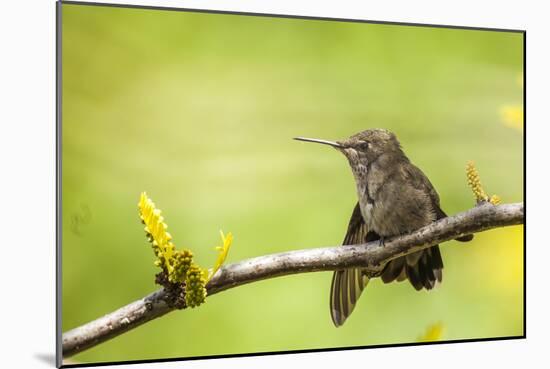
left=294, top=128, right=402, bottom=166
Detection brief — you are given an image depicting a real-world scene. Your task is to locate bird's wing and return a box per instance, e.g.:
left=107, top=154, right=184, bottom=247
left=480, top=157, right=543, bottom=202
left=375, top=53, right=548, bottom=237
left=403, top=163, right=442, bottom=209
left=375, top=164, right=445, bottom=289
left=403, top=163, right=473, bottom=243
left=330, top=203, right=379, bottom=327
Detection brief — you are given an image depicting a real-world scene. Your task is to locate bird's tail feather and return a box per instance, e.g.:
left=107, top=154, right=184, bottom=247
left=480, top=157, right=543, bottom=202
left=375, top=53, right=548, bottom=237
left=330, top=268, right=369, bottom=327
left=381, top=245, right=443, bottom=291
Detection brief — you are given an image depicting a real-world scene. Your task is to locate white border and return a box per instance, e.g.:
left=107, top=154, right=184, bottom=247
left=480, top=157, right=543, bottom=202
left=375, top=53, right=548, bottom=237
left=2, top=1, right=546, bottom=369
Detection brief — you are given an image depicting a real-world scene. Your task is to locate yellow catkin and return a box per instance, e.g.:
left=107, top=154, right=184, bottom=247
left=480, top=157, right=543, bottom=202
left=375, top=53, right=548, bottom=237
left=170, top=249, right=193, bottom=283
left=490, top=195, right=501, bottom=205
left=138, top=192, right=210, bottom=308
left=185, top=264, right=207, bottom=308
left=466, top=162, right=502, bottom=205
left=466, top=161, right=488, bottom=203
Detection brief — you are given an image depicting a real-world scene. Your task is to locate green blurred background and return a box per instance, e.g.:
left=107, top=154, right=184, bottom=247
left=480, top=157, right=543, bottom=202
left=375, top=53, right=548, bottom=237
left=61, top=3, right=524, bottom=365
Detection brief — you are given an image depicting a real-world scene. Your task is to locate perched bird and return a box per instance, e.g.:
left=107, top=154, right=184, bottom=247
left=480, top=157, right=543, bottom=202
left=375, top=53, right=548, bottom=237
left=295, top=129, right=473, bottom=327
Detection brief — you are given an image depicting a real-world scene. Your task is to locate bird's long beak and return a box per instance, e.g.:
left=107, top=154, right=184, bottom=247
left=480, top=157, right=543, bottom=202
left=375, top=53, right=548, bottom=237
left=293, top=137, right=343, bottom=148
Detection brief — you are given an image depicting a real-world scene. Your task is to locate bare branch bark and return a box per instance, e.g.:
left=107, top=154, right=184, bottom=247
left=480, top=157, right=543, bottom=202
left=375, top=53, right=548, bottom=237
left=62, top=202, right=524, bottom=358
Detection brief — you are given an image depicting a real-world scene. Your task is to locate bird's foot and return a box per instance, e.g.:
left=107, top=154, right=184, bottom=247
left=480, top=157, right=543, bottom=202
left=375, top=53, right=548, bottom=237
left=379, top=236, right=386, bottom=247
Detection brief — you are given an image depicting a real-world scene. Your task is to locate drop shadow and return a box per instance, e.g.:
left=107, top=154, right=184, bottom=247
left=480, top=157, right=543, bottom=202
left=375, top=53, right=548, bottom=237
left=34, top=353, right=56, bottom=366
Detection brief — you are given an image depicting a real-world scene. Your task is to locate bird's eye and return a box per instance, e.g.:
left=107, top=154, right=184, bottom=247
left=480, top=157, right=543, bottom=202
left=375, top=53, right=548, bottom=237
left=360, top=141, right=370, bottom=150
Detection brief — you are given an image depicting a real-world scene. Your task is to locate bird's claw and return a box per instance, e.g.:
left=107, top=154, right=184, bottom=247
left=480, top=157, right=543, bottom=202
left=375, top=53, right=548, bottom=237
left=379, top=237, right=386, bottom=247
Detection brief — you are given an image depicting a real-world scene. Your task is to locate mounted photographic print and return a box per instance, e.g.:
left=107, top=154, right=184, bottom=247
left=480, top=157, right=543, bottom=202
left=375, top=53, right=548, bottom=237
left=57, top=1, right=525, bottom=367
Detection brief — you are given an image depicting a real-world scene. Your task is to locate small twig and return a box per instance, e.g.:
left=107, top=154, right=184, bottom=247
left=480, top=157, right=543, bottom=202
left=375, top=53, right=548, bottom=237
left=62, top=202, right=524, bottom=358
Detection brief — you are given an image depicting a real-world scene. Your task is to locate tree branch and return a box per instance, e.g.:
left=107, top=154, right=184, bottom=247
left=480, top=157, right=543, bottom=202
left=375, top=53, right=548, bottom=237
left=62, top=202, right=524, bottom=358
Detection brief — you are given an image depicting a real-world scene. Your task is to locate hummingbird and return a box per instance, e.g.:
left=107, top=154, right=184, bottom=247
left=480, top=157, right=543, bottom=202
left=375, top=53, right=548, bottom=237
left=294, top=129, right=473, bottom=327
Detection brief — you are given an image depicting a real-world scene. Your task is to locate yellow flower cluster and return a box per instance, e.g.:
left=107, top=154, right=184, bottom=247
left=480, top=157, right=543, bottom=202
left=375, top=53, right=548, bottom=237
left=185, top=264, right=208, bottom=308
left=138, top=192, right=175, bottom=273
left=466, top=162, right=500, bottom=205
left=171, top=249, right=194, bottom=284
left=466, top=161, right=488, bottom=203
left=138, top=192, right=234, bottom=308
